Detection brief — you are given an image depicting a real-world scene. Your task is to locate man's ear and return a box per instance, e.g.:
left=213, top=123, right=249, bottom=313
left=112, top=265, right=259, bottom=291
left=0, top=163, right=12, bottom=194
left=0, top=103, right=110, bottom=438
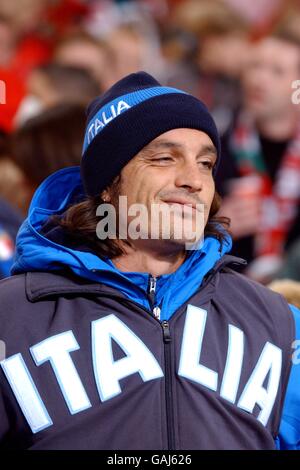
left=101, top=189, right=111, bottom=202
left=101, top=174, right=121, bottom=202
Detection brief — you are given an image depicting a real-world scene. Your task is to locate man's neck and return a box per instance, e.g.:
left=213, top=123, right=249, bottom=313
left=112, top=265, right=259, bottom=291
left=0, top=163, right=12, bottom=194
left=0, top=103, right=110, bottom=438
left=111, top=242, right=187, bottom=276
left=255, top=110, right=298, bottom=141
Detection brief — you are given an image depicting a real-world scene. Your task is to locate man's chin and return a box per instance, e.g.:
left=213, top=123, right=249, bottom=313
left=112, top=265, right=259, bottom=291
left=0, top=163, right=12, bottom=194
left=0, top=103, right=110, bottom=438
left=160, top=232, right=204, bottom=250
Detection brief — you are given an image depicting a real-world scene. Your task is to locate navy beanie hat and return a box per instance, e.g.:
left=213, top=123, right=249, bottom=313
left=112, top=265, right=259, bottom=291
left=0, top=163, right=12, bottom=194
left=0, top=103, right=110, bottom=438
left=81, top=71, right=220, bottom=196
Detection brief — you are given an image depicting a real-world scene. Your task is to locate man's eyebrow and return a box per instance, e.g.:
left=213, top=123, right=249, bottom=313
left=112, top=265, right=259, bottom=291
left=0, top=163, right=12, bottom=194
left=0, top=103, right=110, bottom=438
left=143, top=140, right=184, bottom=151
left=196, top=144, right=218, bottom=158
left=143, top=140, right=217, bottom=157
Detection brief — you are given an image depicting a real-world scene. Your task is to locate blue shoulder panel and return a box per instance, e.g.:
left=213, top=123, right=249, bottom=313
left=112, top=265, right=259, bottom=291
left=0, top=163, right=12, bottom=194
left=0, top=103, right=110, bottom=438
left=277, top=304, right=300, bottom=450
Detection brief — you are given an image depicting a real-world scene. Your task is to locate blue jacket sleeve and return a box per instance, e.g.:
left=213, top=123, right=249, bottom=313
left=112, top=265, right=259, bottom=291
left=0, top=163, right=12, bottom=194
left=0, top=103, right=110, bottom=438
left=276, top=304, right=300, bottom=450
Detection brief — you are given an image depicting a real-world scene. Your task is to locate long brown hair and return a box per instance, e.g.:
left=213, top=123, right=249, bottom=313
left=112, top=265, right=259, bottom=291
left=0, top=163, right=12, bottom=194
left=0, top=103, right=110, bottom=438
left=11, top=103, right=87, bottom=188
left=54, top=177, right=230, bottom=258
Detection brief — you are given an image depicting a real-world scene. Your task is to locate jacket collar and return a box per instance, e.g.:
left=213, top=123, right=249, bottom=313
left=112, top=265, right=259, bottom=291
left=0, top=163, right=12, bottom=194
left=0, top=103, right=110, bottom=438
left=25, top=255, right=246, bottom=302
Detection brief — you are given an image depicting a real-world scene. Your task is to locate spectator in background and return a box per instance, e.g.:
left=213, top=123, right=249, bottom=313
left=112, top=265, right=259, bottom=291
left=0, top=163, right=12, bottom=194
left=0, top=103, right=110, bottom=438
left=11, top=103, right=86, bottom=214
left=216, top=33, right=300, bottom=283
left=0, top=196, right=22, bottom=244
left=53, top=32, right=115, bottom=90
left=276, top=8, right=300, bottom=44
left=0, top=148, right=25, bottom=216
left=0, top=196, right=23, bottom=280
left=160, top=26, right=200, bottom=96
left=170, top=0, right=250, bottom=133
left=15, top=63, right=100, bottom=126
left=0, top=0, right=51, bottom=76
left=82, top=0, right=165, bottom=81
left=0, top=15, right=16, bottom=68
left=0, top=102, right=87, bottom=278
left=0, top=133, right=23, bottom=279
left=0, top=0, right=91, bottom=132
left=0, top=0, right=49, bottom=37
left=0, top=130, right=25, bottom=217
left=0, top=1, right=52, bottom=132
left=276, top=238, right=300, bottom=282
left=224, top=0, right=286, bottom=35
left=106, top=24, right=152, bottom=81
left=268, top=279, right=300, bottom=309
left=105, top=23, right=164, bottom=83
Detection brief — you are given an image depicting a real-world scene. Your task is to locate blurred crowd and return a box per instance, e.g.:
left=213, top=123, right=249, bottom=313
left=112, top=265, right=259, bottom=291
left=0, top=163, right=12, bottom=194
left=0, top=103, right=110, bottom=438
left=0, top=0, right=300, bottom=299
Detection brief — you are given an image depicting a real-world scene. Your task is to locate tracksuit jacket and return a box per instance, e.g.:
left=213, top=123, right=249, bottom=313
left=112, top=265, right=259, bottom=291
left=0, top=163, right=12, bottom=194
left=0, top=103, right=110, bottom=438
left=0, top=167, right=300, bottom=450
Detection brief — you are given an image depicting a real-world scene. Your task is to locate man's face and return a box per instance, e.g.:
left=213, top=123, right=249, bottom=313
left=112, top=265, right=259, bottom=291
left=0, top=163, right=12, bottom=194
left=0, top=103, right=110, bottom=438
left=107, top=128, right=216, bottom=248
left=242, top=38, right=300, bottom=120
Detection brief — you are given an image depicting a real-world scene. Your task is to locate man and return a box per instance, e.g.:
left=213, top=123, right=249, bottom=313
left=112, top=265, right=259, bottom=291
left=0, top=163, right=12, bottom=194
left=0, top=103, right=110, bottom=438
left=216, top=33, right=300, bottom=282
left=0, top=72, right=299, bottom=450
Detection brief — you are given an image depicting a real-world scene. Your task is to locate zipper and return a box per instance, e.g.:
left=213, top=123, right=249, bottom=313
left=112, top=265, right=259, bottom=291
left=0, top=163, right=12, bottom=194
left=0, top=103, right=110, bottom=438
left=162, top=320, right=175, bottom=450
left=162, top=320, right=171, bottom=343
left=148, top=275, right=161, bottom=320
left=148, top=275, right=175, bottom=449
left=148, top=275, right=157, bottom=309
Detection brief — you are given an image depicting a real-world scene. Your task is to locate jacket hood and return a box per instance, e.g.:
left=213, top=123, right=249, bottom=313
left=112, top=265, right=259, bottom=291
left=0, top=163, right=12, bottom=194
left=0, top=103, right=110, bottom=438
left=12, top=166, right=235, bottom=319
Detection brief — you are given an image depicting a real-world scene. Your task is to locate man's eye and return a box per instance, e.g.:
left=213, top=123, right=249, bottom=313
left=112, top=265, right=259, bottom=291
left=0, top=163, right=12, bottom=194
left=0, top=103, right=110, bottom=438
left=153, top=156, right=173, bottom=162
left=199, top=160, right=214, bottom=170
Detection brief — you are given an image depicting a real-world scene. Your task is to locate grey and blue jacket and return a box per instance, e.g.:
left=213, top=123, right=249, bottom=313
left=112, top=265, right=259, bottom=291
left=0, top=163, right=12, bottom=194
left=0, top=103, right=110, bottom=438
left=0, top=167, right=300, bottom=450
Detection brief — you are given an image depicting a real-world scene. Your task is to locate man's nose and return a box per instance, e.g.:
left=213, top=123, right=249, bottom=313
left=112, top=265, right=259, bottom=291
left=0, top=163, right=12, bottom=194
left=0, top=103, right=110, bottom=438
left=174, top=161, right=204, bottom=192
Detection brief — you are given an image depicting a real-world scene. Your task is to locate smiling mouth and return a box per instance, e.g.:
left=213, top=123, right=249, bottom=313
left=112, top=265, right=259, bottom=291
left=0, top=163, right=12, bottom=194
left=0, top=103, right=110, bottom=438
left=162, top=200, right=204, bottom=213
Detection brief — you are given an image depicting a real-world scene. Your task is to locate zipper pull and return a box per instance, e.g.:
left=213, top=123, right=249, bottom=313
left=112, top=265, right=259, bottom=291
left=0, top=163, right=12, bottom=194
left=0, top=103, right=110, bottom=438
left=148, top=275, right=157, bottom=312
left=153, top=306, right=161, bottom=320
left=149, top=275, right=156, bottom=295
left=148, top=275, right=162, bottom=320
left=162, top=320, right=171, bottom=343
